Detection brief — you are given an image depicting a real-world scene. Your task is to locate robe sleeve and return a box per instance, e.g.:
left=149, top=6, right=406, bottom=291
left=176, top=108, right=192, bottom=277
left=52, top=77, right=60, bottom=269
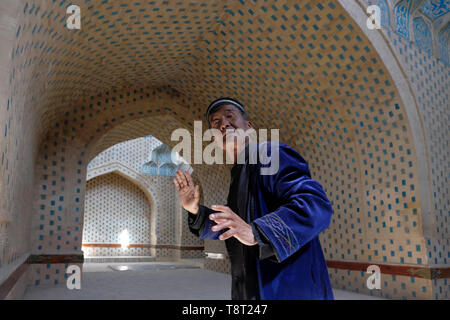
left=251, top=222, right=278, bottom=261
left=187, top=205, right=222, bottom=240
left=251, top=142, right=333, bottom=263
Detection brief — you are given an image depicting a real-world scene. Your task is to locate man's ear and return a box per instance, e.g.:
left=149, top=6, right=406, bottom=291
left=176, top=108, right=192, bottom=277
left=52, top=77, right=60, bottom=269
left=247, top=121, right=254, bottom=129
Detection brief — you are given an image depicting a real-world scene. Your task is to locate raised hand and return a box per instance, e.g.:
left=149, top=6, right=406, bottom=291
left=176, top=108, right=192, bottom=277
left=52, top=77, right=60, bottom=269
left=209, top=205, right=257, bottom=246
left=173, top=168, right=200, bottom=214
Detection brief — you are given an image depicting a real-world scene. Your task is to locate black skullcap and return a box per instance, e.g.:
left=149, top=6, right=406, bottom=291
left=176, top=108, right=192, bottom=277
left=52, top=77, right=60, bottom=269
left=205, top=97, right=246, bottom=122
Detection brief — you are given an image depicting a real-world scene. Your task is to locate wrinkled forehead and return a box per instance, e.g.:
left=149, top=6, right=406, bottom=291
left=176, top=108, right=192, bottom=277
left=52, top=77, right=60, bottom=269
left=208, top=104, right=241, bottom=121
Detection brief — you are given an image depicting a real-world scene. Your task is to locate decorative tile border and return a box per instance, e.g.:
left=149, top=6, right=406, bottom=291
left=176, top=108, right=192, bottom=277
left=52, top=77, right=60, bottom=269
left=27, top=254, right=84, bottom=264
left=326, top=260, right=450, bottom=280
left=81, top=243, right=204, bottom=251
left=0, top=260, right=28, bottom=300
left=420, top=0, right=450, bottom=20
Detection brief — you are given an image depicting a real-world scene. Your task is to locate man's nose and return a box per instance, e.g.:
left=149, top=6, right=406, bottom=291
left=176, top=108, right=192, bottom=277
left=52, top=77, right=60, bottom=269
left=219, top=118, right=232, bottom=132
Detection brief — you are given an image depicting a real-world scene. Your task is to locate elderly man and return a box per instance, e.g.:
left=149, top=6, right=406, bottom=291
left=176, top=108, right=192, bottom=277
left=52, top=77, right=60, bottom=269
left=173, top=97, right=334, bottom=300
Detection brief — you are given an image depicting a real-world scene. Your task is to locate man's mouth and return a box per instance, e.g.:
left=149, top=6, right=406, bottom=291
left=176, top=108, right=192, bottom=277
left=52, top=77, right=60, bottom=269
left=222, top=129, right=236, bottom=140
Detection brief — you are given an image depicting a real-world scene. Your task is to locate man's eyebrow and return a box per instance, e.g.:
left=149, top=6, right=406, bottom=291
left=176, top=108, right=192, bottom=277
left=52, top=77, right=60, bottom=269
left=211, top=107, right=236, bottom=121
left=225, top=107, right=236, bottom=113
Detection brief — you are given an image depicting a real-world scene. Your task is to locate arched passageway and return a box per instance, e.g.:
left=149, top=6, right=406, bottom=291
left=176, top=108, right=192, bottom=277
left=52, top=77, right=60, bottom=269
left=0, top=0, right=447, bottom=300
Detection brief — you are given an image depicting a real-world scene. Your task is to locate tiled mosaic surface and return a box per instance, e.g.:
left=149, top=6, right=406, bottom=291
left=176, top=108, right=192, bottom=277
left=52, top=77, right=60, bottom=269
left=83, top=247, right=153, bottom=256
left=0, top=0, right=447, bottom=299
left=30, top=263, right=83, bottom=287
left=328, top=267, right=434, bottom=299
left=84, top=135, right=202, bottom=257
left=88, top=135, right=162, bottom=174
left=82, top=172, right=153, bottom=256
left=362, top=0, right=449, bottom=300
left=420, top=0, right=450, bottom=20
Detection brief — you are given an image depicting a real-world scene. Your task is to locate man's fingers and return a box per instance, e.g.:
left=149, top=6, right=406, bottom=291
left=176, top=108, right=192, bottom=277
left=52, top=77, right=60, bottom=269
left=173, top=178, right=181, bottom=191
left=212, top=218, right=227, bottom=224
left=194, top=185, right=200, bottom=200
left=211, top=205, right=233, bottom=213
left=209, top=212, right=233, bottom=220
left=219, top=229, right=235, bottom=241
left=175, top=170, right=182, bottom=187
left=175, top=170, right=186, bottom=188
left=180, top=170, right=190, bottom=187
left=185, top=171, right=195, bottom=187
left=212, top=221, right=234, bottom=232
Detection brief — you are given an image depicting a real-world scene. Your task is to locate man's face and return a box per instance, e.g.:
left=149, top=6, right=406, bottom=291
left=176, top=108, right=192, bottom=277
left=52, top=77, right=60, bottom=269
left=208, top=104, right=252, bottom=151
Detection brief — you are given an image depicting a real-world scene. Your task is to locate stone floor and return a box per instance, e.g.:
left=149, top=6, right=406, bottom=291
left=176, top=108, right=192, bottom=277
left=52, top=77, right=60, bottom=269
left=22, top=261, right=385, bottom=300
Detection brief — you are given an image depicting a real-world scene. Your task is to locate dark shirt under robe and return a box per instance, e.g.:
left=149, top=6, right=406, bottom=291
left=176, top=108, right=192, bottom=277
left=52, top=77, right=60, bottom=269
left=188, top=145, right=275, bottom=300
left=188, top=142, right=334, bottom=300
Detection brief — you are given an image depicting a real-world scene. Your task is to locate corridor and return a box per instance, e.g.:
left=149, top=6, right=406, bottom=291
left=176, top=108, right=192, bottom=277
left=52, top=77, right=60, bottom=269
left=22, top=261, right=385, bottom=300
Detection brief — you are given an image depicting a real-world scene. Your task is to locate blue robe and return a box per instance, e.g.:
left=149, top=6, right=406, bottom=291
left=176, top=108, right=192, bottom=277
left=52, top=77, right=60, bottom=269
left=191, top=142, right=334, bottom=300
